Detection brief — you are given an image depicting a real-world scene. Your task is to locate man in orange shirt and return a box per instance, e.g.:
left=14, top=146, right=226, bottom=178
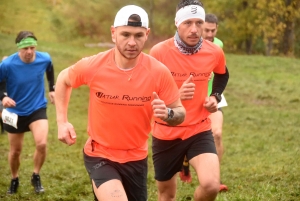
left=54, top=5, right=185, bottom=201
left=149, top=0, right=229, bottom=200
left=180, top=13, right=229, bottom=192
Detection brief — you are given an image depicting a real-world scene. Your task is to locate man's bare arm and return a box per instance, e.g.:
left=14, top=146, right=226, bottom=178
left=164, top=98, right=186, bottom=126
left=55, top=67, right=73, bottom=123
left=152, top=92, right=186, bottom=126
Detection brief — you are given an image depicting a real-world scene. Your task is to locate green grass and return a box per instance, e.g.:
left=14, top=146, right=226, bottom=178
left=0, top=35, right=300, bottom=200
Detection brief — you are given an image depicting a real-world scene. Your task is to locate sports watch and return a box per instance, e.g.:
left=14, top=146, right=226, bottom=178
left=164, top=108, right=174, bottom=121
left=210, top=93, right=222, bottom=103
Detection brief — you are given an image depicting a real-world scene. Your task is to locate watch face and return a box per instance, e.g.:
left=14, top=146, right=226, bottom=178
left=211, top=93, right=222, bottom=103
left=216, top=95, right=221, bottom=102
left=169, top=109, right=174, bottom=118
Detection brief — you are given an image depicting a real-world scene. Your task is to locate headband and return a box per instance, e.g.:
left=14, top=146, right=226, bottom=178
left=16, top=37, right=37, bottom=49
left=175, top=5, right=205, bottom=27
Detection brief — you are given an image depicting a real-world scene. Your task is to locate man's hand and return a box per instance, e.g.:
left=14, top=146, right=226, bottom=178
left=204, top=96, right=218, bottom=113
left=57, top=122, right=77, bottom=146
left=179, top=75, right=195, bottom=100
left=151, top=92, right=168, bottom=121
left=49, top=91, right=55, bottom=104
left=2, top=97, right=16, bottom=108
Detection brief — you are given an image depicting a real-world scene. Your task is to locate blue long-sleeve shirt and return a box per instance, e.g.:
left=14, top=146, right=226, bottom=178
left=0, top=51, right=53, bottom=116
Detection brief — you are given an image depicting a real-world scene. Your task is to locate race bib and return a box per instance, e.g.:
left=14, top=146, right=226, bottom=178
left=2, top=109, right=18, bottom=129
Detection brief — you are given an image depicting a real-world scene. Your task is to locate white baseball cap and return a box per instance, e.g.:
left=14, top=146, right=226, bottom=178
left=113, top=5, right=149, bottom=29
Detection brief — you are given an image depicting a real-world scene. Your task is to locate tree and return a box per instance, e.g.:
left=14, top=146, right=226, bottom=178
left=281, top=0, right=300, bottom=55
left=203, top=0, right=300, bottom=56
left=256, top=0, right=286, bottom=56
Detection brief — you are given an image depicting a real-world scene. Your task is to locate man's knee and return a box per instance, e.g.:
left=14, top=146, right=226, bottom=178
left=157, top=179, right=177, bottom=201
left=212, top=128, right=222, bottom=141
left=36, top=143, right=47, bottom=153
left=199, top=179, right=219, bottom=197
left=10, top=149, right=22, bottom=158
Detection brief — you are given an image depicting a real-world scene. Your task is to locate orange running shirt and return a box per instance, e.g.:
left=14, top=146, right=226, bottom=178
left=150, top=38, right=226, bottom=140
left=68, top=49, right=180, bottom=163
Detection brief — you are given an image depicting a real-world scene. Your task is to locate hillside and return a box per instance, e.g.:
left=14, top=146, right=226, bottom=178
left=0, top=2, right=299, bottom=199
left=1, top=0, right=299, bottom=57
left=0, top=0, right=150, bottom=45
left=0, top=0, right=59, bottom=41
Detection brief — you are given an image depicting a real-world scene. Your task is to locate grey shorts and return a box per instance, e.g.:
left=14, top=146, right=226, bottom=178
left=83, top=150, right=148, bottom=201
left=152, top=130, right=217, bottom=181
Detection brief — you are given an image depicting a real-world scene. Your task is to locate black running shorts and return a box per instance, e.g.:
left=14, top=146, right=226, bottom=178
left=152, top=130, right=217, bottom=181
left=3, top=107, right=47, bottom=133
left=83, top=151, right=148, bottom=201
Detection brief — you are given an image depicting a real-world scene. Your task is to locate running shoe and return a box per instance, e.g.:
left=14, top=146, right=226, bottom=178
left=7, top=177, right=19, bottom=194
left=179, top=165, right=192, bottom=183
left=219, top=183, right=228, bottom=192
left=31, top=173, right=45, bottom=193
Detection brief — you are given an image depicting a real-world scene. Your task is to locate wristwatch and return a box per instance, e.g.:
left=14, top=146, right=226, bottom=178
left=210, top=93, right=222, bottom=103
left=164, top=108, right=174, bottom=121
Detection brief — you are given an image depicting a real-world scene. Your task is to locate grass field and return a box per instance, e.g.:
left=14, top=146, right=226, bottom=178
left=0, top=34, right=299, bottom=201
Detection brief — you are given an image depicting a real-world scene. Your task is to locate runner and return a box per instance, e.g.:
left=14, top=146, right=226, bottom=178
left=179, top=13, right=229, bottom=192
left=54, top=5, right=185, bottom=201
left=0, top=31, right=55, bottom=194
left=149, top=1, right=229, bottom=200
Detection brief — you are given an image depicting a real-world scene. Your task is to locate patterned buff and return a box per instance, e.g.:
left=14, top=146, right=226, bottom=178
left=174, top=31, right=203, bottom=55
left=16, top=37, right=37, bottom=49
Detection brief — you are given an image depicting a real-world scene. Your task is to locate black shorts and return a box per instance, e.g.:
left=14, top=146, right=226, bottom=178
left=152, top=130, right=217, bottom=181
left=83, top=151, right=148, bottom=201
left=3, top=108, right=47, bottom=133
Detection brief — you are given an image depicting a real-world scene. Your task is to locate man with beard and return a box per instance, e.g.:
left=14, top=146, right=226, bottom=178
left=55, top=5, right=185, bottom=201
left=180, top=13, right=229, bottom=192
left=150, top=0, right=229, bottom=200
